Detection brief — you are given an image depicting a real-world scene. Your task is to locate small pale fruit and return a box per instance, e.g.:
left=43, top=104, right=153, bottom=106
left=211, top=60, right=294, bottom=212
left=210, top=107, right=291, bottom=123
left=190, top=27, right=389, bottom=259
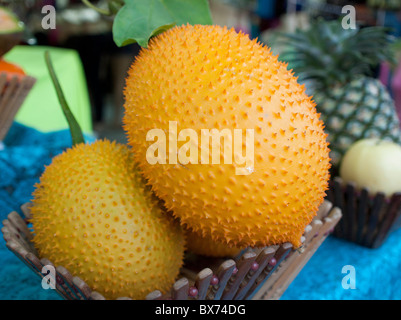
left=30, top=140, right=185, bottom=300
left=340, top=138, right=401, bottom=197
left=123, top=24, right=331, bottom=248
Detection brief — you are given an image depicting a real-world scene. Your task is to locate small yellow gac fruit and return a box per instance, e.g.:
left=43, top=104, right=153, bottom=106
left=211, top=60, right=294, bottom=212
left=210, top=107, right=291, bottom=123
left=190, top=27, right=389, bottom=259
left=30, top=140, right=185, bottom=300
left=123, top=25, right=331, bottom=248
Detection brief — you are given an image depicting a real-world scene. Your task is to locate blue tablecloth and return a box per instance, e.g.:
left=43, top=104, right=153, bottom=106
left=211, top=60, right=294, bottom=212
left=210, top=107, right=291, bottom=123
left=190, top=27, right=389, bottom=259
left=1, top=123, right=401, bottom=300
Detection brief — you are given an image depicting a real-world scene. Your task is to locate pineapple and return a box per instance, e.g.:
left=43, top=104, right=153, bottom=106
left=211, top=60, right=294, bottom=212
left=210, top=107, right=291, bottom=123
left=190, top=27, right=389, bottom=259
left=368, top=0, right=401, bottom=11
left=277, top=19, right=401, bottom=170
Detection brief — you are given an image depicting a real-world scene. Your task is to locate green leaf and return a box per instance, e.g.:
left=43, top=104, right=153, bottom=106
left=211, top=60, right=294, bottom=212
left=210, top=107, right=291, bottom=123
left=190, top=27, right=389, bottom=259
left=112, top=0, right=213, bottom=48
left=44, top=51, right=85, bottom=146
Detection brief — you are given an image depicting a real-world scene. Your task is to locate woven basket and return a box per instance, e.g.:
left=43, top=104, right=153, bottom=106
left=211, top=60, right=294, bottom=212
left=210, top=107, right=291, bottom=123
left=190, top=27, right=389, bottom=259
left=327, top=177, right=401, bottom=249
left=1, top=200, right=341, bottom=300
left=0, top=72, right=36, bottom=141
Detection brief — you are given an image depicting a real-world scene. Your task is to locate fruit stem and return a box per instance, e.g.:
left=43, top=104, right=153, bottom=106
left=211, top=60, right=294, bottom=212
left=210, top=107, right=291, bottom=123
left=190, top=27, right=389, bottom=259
left=81, top=0, right=111, bottom=15
left=44, top=51, right=85, bottom=146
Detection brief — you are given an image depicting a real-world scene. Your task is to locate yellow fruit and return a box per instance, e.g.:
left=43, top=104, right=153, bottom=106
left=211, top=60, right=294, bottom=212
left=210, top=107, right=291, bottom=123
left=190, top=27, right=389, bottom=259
left=123, top=24, right=331, bottom=248
left=340, top=138, right=401, bottom=197
left=30, top=140, right=185, bottom=300
left=185, top=227, right=243, bottom=258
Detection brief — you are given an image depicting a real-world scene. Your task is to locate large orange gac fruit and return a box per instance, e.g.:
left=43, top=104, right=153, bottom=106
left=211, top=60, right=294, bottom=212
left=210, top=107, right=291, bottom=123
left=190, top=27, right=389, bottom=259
left=184, top=226, right=244, bottom=258
left=123, top=25, right=331, bottom=248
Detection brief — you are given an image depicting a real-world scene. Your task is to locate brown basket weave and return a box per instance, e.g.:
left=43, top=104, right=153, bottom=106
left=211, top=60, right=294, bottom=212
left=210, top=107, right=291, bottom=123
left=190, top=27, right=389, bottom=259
left=0, top=72, right=36, bottom=141
left=327, top=177, right=401, bottom=249
left=1, top=200, right=341, bottom=300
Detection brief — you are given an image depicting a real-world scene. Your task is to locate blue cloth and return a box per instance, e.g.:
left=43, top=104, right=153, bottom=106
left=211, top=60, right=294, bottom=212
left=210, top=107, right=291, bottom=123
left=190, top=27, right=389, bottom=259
left=282, top=228, right=401, bottom=300
left=1, top=122, right=401, bottom=300
left=0, top=122, right=94, bottom=300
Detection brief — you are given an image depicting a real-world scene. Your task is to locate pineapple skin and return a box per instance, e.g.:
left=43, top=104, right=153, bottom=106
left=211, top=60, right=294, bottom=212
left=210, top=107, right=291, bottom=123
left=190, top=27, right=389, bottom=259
left=313, top=76, right=401, bottom=168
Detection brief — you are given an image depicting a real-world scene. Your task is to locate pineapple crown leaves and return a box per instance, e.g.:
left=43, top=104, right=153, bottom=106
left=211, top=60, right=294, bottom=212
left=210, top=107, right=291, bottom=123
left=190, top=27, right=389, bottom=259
left=276, top=19, right=397, bottom=89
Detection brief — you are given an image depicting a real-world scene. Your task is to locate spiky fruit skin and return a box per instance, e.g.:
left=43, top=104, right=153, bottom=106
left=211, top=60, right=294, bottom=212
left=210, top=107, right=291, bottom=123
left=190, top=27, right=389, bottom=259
left=123, top=25, right=331, bottom=248
left=30, top=140, right=185, bottom=300
left=313, top=77, right=401, bottom=168
left=184, top=227, right=243, bottom=258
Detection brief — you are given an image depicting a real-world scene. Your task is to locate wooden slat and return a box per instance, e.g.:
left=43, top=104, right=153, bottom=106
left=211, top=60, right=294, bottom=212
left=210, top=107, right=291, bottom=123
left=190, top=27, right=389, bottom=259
left=242, top=246, right=278, bottom=300
left=302, top=219, right=323, bottom=244
left=333, top=177, right=345, bottom=237
left=3, top=215, right=37, bottom=255
left=20, top=203, right=33, bottom=220
left=372, top=193, right=401, bottom=248
left=7, top=211, right=33, bottom=241
left=221, top=251, right=256, bottom=300
left=206, top=259, right=236, bottom=300
left=25, top=252, right=43, bottom=273
left=362, top=192, right=385, bottom=247
left=146, top=290, right=163, bottom=300
left=345, top=182, right=357, bottom=241
left=233, top=247, right=276, bottom=300
left=0, top=75, right=36, bottom=141
left=355, top=188, right=369, bottom=244
left=194, top=268, right=213, bottom=300
left=55, top=266, right=81, bottom=300
left=5, top=239, right=40, bottom=277
left=72, top=276, right=93, bottom=300
left=315, top=200, right=333, bottom=221
left=90, top=292, right=106, bottom=300
left=247, top=242, right=293, bottom=300
left=171, top=277, right=189, bottom=300
left=0, top=73, right=7, bottom=91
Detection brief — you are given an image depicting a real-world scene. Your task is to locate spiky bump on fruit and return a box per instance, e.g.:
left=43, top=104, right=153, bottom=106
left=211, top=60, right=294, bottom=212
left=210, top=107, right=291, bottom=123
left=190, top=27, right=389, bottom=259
left=30, top=140, right=185, bottom=300
left=123, top=24, right=331, bottom=248
left=184, top=227, right=243, bottom=258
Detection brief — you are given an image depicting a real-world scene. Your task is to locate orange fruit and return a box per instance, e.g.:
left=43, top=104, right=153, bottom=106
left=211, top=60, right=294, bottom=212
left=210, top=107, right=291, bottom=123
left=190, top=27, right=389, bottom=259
left=123, top=25, right=331, bottom=248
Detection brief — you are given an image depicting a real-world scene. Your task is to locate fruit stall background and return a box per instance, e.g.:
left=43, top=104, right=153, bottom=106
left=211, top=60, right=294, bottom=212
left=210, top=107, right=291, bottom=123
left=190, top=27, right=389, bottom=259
left=2, top=0, right=401, bottom=300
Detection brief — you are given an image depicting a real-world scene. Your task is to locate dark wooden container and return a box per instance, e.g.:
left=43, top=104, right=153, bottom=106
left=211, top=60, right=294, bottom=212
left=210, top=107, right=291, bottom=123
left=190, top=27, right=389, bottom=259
left=1, top=200, right=341, bottom=300
left=0, top=73, right=36, bottom=141
left=326, top=177, right=401, bottom=249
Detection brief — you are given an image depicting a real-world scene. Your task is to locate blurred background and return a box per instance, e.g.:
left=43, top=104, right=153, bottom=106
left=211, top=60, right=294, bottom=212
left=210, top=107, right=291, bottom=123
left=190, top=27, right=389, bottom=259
left=2, top=0, right=401, bottom=143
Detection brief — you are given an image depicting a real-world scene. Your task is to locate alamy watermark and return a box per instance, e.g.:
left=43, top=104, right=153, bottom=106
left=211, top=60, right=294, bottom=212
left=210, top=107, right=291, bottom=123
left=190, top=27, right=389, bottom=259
left=41, top=265, right=56, bottom=290
left=341, top=265, right=356, bottom=290
left=342, top=5, right=356, bottom=30
left=39, top=4, right=357, bottom=32
left=146, top=121, right=255, bottom=176
left=41, top=5, right=56, bottom=30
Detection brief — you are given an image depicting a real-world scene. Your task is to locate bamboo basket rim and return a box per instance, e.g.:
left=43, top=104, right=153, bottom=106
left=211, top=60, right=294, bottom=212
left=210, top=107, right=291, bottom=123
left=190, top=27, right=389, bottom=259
left=1, top=200, right=342, bottom=300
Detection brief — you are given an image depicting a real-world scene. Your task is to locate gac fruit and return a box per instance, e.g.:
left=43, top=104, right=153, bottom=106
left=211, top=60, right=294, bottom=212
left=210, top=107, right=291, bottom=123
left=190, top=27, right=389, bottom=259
left=184, top=227, right=243, bottom=258
left=123, top=25, right=331, bottom=248
left=30, top=140, right=185, bottom=300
